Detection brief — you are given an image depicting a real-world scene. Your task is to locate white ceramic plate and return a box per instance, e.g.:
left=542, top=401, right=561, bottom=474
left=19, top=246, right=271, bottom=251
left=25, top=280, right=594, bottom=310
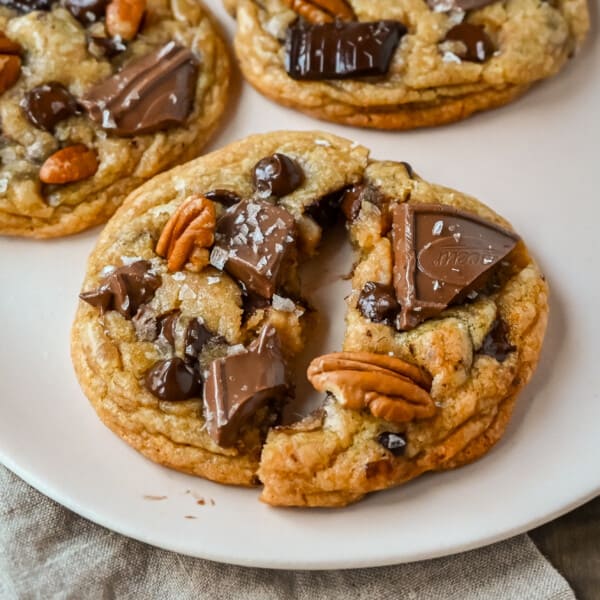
left=1, top=0, right=599, bottom=570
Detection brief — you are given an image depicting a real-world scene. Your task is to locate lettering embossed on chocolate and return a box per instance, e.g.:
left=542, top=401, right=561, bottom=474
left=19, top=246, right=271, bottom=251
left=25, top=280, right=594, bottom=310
left=203, top=325, right=288, bottom=447
left=252, top=154, right=304, bottom=198
left=22, top=83, right=78, bottom=131
left=444, top=23, right=495, bottom=63
left=145, top=357, right=201, bottom=401
left=79, top=260, right=161, bottom=319
left=392, top=203, right=519, bottom=331
left=211, top=199, right=296, bottom=299
left=81, top=42, right=199, bottom=136
left=357, top=281, right=399, bottom=326
left=285, top=20, right=406, bottom=80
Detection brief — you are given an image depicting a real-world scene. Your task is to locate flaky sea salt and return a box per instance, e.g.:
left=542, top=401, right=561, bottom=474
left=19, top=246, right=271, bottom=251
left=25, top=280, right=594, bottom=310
left=272, top=294, right=295, bottom=312
left=172, top=271, right=186, bottom=281
left=315, top=139, right=331, bottom=147
left=432, top=220, right=444, bottom=235
left=209, top=247, right=228, bottom=270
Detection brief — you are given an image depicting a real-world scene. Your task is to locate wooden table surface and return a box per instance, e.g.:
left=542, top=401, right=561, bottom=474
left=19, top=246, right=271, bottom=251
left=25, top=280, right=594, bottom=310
left=529, top=495, right=600, bottom=599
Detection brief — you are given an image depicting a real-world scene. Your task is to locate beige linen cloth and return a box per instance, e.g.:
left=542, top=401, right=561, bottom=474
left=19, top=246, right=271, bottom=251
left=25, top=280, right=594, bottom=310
left=0, top=465, right=574, bottom=600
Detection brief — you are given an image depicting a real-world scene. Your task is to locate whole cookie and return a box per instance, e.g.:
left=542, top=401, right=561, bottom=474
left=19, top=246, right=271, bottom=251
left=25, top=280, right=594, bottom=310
left=0, top=0, right=229, bottom=238
left=224, top=0, right=588, bottom=129
left=71, top=131, right=548, bottom=505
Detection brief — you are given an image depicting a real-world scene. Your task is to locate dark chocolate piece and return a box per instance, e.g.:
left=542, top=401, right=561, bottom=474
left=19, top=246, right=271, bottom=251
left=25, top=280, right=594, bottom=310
left=79, top=260, right=161, bottom=319
left=428, top=0, right=497, bottom=11
left=211, top=199, right=296, bottom=299
left=87, top=35, right=127, bottom=59
left=357, top=281, right=399, bottom=326
left=0, top=0, right=51, bottom=12
left=144, top=357, right=201, bottom=401
left=81, top=42, right=199, bottom=136
left=444, top=23, right=495, bottom=63
left=480, top=319, right=515, bottom=362
left=184, top=318, right=212, bottom=359
left=22, top=82, right=78, bottom=132
left=252, top=153, right=304, bottom=198
left=203, top=325, right=288, bottom=447
left=377, top=431, right=407, bottom=456
left=392, top=203, right=519, bottom=331
left=285, top=20, right=406, bottom=80
left=305, top=188, right=346, bottom=228
left=242, top=290, right=270, bottom=321
left=205, top=189, right=242, bottom=208
left=158, top=311, right=179, bottom=346
left=64, top=0, right=109, bottom=24
left=340, top=184, right=384, bottom=222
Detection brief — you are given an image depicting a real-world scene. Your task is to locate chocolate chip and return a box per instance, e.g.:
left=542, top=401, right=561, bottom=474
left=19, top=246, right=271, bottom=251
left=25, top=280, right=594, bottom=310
left=22, top=83, right=78, bottom=132
left=286, top=20, right=406, bottom=80
left=87, top=35, right=127, bottom=59
left=444, top=23, right=495, bottom=63
left=252, top=153, right=304, bottom=198
left=184, top=318, right=212, bottom=359
left=305, top=189, right=345, bottom=228
left=340, top=185, right=363, bottom=222
left=144, top=357, right=201, bottom=401
left=357, top=281, right=399, bottom=325
left=481, top=319, right=515, bottom=362
left=64, top=0, right=109, bottom=24
left=132, top=305, right=160, bottom=341
left=377, top=431, right=407, bottom=456
left=79, top=287, right=112, bottom=312
left=205, top=189, right=242, bottom=208
left=0, top=0, right=51, bottom=12
left=158, top=312, right=179, bottom=346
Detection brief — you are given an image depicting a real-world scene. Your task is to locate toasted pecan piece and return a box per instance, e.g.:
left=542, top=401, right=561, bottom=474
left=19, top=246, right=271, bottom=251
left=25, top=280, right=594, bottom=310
left=39, top=144, right=99, bottom=184
left=283, top=0, right=355, bottom=23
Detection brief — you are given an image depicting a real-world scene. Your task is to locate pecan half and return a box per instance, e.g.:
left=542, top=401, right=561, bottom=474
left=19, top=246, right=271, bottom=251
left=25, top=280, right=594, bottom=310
left=0, top=52, right=21, bottom=96
left=0, top=32, right=22, bottom=55
left=39, top=144, right=99, bottom=184
left=106, top=0, right=146, bottom=41
left=307, top=352, right=435, bottom=423
left=283, top=0, right=355, bottom=23
left=156, top=194, right=216, bottom=272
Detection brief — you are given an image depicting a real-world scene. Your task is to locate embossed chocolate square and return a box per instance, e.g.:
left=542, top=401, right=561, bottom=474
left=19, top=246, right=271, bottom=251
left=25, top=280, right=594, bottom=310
left=210, top=199, right=296, bottom=299
left=392, top=203, right=519, bottom=331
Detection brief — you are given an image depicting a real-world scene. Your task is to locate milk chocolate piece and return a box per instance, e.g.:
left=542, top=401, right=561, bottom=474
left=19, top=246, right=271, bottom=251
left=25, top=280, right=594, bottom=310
left=79, top=260, right=161, bottom=319
left=81, top=42, right=199, bottom=136
left=144, top=357, right=201, bottom=401
left=22, top=82, right=78, bottom=131
left=481, top=319, right=515, bottom=362
left=444, top=23, right=495, bottom=63
left=392, top=203, right=519, bottom=331
left=285, top=20, right=406, bottom=80
left=252, top=154, right=304, bottom=198
left=210, top=199, right=296, bottom=299
left=340, top=184, right=384, bottom=221
left=205, top=189, right=241, bottom=208
left=357, top=281, right=399, bottom=326
left=203, top=325, right=288, bottom=447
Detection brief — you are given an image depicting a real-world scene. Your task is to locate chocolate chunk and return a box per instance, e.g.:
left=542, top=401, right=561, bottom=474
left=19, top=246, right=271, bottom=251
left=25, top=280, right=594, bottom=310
left=377, top=431, right=407, bottom=457
left=357, top=281, right=399, bottom=326
left=87, top=35, right=127, bottom=59
left=211, top=199, right=296, bottom=299
left=392, top=203, right=519, bottom=331
left=184, top=318, right=212, bottom=359
left=81, top=42, right=199, bottom=136
left=242, top=290, right=270, bottom=321
left=203, top=325, right=288, bottom=447
left=340, top=184, right=384, bottom=222
left=428, top=0, right=497, bottom=11
left=64, top=0, right=109, bottom=24
left=22, top=83, right=78, bottom=132
left=285, top=20, right=406, bottom=80
left=158, top=311, right=179, bottom=346
left=132, top=305, right=160, bottom=341
left=79, top=260, right=161, bottom=319
left=205, top=189, right=241, bottom=208
left=0, top=0, right=51, bottom=12
left=305, top=189, right=345, bottom=228
left=444, top=23, right=495, bottom=63
left=481, top=319, right=515, bottom=362
left=144, top=357, right=201, bottom=401
left=252, top=153, right=304, bottom=198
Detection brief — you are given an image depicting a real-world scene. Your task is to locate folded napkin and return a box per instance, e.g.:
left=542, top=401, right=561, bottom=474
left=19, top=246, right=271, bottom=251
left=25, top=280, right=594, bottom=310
left=0, top=465, right=573, bottom=600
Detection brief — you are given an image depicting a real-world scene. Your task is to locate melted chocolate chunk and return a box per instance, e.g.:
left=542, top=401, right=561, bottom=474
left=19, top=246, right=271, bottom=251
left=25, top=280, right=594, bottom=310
left=252, top=154, right=304, bottom=198
left=305, top=189, right=345, bottom=228
left=144, top=357, right=201, bottom=401
left=22, top=82, right=78, bottom=132
left=64, top=0, right=108, bottom=24
left=184, top=318, right=212, bottom=360
left=481, top=319, right=515, bottom=362
left=0, top=0, right=51, bottom=11
left=242, top=291, right=270, bottom=321
left=377, top=431, right=407, bottom=456
left=203, top=325, right=288, bottom=447
left=357, top=281, right=399, bottom=326
left=211, top=199, right=296, bottom=299
left=79, top=260, right=161, bottom=319
left=392, top=203, right=519, bottom=331
left=87, top=35, right=127, bottom=59
left=158, top=311, right=179, bottom=346
left=444, top=23, right=495, bottom=63
left=285, top=20, right=406, bottom=80
left=205, top=189, right=242, bottom=208
left=340, top=184, right=383, bottom=222
left=81, top=42, right=199, bottom=136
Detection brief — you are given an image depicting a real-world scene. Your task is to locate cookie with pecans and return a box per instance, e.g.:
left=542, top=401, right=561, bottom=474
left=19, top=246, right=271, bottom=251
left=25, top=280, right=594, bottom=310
left=0, top=0, right=229, bottom=238
left=224, top=0, right=588, bottom=129
left=71, top=131, right=548, bottom=505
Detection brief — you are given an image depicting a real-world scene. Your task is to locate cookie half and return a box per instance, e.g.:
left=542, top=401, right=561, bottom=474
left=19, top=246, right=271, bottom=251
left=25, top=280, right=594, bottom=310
left=71, top=131, right=548, bottom=505
left=225, top=0, right=588, bottom=129
left=0, top=0, right=229, bottom=238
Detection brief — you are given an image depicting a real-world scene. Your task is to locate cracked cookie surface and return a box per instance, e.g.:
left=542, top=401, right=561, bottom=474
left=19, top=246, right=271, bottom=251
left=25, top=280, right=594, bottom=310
left=225, top=0, right=588, bottom=129
left=71, top=130, right=548, bottom=505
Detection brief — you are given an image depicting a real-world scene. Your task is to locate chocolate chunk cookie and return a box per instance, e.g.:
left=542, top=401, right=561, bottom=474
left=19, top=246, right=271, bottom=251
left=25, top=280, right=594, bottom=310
left=0, top=0, right=229, bottom=238
left=224, top=0, right=588, bottom=129
left=71, top=131, right=548, bottom=505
